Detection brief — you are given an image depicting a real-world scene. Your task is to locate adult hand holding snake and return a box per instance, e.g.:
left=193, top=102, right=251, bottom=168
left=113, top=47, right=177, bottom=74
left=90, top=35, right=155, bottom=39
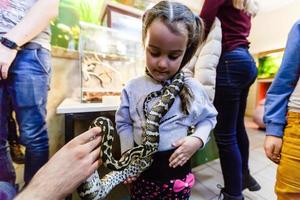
left=15, top=127, right=102, bottom=200
left=0, top=42, right=17, bottom=80
left=169, top=136, right=203, bottom=168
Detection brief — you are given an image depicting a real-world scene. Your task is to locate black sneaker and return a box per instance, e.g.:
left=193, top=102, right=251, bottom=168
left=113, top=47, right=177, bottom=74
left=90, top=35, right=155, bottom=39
left=217, top=184, right=244, bottom=200
left=243, top=174, right=261, bottom=191
left=9, top=143, right=25, bottom=164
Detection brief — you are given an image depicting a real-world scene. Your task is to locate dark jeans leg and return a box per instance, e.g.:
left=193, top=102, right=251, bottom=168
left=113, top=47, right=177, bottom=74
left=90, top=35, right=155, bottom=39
left=24, top=149, right=49, bottom=184
left=0, top=81, right=16, bottom=184
left=8, top=47, right=51, bottom=184
left=237, top=88, right=250, bottom=175
left=0, top=151, right=16, bottom=185
left=214, top=86, right=243, bottom=196
left=7, top=103, right=19, bottom=145
left=213, top=47, right=257, bottom=197
left=0, top=181, right=17, bottom=200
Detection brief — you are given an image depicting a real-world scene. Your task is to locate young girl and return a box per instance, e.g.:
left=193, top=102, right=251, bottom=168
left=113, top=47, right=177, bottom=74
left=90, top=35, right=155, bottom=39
left=115, top=1, right=217, bottom=199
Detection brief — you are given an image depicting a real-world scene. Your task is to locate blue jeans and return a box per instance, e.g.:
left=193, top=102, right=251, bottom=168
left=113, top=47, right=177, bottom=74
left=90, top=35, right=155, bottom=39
left=0, top=181, right=16, bottom=200
left=213, top=47, right=257, bottom=197
left=0, top=45, right=51, bottom=184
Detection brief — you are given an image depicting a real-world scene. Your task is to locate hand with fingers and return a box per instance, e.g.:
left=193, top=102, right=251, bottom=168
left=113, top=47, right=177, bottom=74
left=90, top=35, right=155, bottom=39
left=15, top=127, right=102, bottom=200
left=264, top=135, right=282, bottom=164
left=169, top=136, right=203, bottom=168
left=0, top=43, right=17, bottom=80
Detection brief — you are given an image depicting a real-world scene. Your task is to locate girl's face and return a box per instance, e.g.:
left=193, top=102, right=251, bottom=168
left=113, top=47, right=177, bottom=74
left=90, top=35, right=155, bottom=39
left=144, top=19, right=188, bottom=82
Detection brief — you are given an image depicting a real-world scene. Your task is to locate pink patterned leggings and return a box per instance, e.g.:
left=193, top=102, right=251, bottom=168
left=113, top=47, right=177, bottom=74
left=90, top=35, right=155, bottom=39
left=130, top=176, right=192, bottom=200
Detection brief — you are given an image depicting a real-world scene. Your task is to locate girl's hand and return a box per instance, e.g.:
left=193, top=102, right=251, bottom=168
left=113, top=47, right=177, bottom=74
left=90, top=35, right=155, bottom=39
left=123, top=176, right=137, bottom=184
left=169, top=136, right=203, bottom=168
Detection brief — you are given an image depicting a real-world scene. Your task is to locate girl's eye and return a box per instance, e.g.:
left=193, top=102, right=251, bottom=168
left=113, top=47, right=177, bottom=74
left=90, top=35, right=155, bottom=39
left=150, top=51, right=160, bottom=57
left=168, top=55, right=180, bottom=60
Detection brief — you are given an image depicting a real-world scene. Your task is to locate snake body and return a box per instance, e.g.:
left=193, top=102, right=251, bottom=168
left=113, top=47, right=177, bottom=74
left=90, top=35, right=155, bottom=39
left=77, top=71, right=184, bottom=199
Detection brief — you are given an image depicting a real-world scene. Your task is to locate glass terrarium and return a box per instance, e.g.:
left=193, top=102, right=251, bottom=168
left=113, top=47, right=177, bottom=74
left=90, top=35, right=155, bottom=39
left=79, top=21, right=144, bottom=103
left=257, top=51, right=283, bottom=79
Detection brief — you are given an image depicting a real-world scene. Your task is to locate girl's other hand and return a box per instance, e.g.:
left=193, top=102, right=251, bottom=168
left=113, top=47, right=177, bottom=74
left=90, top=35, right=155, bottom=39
left=169, top=136, right=203, bottom=168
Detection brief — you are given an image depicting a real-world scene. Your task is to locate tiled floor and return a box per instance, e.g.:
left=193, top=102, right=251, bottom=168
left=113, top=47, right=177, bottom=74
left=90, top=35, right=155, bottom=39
left=14, top=118, right=278, bottom=200
left=190, top=119, right=277, bottom=200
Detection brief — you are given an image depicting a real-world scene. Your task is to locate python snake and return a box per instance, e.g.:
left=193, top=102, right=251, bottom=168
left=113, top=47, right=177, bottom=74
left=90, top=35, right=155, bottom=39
left=77, top=71, right=184, bottom=199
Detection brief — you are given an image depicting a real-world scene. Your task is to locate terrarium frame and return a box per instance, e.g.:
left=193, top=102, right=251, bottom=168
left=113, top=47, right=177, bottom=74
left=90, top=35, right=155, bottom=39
left=100, top=1, right=143, bottom=27
left=79, top=21, right=144, bottom=103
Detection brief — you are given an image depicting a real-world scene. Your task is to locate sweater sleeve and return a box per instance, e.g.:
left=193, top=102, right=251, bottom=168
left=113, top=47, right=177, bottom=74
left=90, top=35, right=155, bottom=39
left=190, top=83, right=218, bottom=147
left=115, top=88, right=134, bottom=154
left=200, top=0, right=225, bottom=37
left=263, top=20, right=300, bottom=137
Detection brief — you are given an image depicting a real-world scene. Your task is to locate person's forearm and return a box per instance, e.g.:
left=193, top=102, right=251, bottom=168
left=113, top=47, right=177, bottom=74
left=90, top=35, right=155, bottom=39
left=4, top=0, right=59, bottom=46
left=264, top=20, right=300, bottom=137
left=14, top=186, right=60, bottom=200
left=14, top=165, right=64, bottom=200
left=15, top=180, right=60, bottom=200
left=14, top=127, right=102, bottom=200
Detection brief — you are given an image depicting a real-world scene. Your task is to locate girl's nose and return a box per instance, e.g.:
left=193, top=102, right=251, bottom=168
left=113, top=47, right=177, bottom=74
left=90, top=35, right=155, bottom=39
left=158, top=57, right=168, bottom=69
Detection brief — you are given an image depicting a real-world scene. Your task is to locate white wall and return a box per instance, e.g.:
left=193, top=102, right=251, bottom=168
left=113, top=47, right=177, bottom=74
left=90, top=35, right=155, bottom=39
left=245, top=1, right=300, bottom=116
left=249, top=1, right=300, bottom=54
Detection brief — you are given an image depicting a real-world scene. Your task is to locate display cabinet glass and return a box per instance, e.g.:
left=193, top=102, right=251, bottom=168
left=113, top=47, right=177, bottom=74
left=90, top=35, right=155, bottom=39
left=255, top=48, right=284, bottom=105
left=79, top=22, right=144, bottom=103
left=257, top=51, right=283, bottom=79
left=51, top=0, right=105, bottom=50
left=253, top=48, right=284, bottom=129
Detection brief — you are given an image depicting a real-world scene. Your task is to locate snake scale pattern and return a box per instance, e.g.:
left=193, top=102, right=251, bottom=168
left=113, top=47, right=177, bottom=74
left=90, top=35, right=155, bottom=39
left=77, top=71, right=185, bottom=199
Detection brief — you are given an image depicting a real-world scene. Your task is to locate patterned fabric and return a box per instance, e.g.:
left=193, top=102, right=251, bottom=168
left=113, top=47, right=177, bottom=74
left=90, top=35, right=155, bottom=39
left=276, top=112, right=300, bottom=199
left=130, top=174, right=193, bottom=200
left=0, top=0, right=51, bottom=50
